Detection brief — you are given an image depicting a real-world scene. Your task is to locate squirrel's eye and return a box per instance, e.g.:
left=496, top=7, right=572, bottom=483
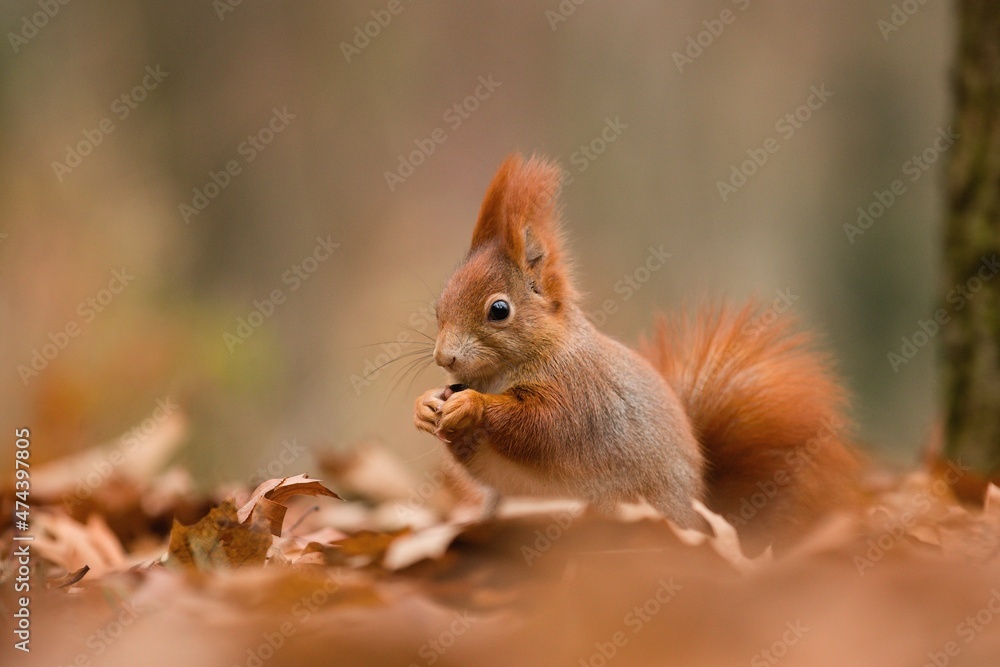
left=488, top=299, right=510, bottom=321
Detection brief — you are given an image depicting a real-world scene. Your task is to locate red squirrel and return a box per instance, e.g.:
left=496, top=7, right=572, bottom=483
left=414, top=153, right=861, bottom=549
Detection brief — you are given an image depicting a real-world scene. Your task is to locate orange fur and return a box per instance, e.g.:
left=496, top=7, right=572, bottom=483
left=416, top=153, right=863, bottom=550
left=470, top=154, right=576, bottom=309
left=641, top=303, right=863, bottom=551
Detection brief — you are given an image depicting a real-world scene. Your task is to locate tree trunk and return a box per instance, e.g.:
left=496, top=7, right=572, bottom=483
left=942, top=0, right=1000, bottom=477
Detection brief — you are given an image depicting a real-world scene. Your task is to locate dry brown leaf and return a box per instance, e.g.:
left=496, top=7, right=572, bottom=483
left=495, top=497, right=587, bottom=519
left=235, top=474, right=341, bottom=536
left=907, top=524, right=942, bottom=547
left=291, top=543, right=331, bottom=566
left=253, top=496, right=288, bottom=537
left=383, top=522, right=464, bottom=570
left=933, top=488, right=1000, bottom=563
left=31, top=512, right=126, bottom=577
left=273, top=526, right=347, bottom=564
left=30, top=408, right=188, bottom=500
left=266, top=476, right=341, bottom=506
left=678, top=500, right=771, bottom=573
left=929, top=457, right=995, bottom=505
left=46, top=564, right=90, bottom=589
left=167, top=500, right=272, bottom=570
left=330, top=528, right=411, bottom=566
left=985, top=483, right=1000, bottom=514
left=19, top=432, right=1000, bottom=667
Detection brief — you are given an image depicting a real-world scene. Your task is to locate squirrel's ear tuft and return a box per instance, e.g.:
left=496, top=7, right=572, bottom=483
left=470, top=153, right=576, bottom=307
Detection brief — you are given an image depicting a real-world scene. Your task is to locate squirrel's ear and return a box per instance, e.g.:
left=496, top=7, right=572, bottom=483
left=470, top=155, right=518, bottom=252
left=470, top=153, right=575, bottom=307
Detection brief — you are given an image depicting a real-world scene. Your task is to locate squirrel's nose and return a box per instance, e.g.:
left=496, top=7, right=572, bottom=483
left=435, top=349, right=456, bottom=369
left=433, top=334, right=458, bottom=369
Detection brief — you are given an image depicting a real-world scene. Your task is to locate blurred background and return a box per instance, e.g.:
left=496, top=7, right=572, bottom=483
left=0, top=0, right=951, bottom=487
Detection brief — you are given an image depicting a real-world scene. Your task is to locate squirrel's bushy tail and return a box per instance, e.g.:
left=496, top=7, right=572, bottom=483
left=642, top=302, right=862, bottom=551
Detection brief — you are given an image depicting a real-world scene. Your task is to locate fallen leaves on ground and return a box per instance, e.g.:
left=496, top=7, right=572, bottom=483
left=235, top=474, right=342, bottom=536
left=167, top=500, right=273, bottom=571
left=2, top=436, right=1000, bottom=667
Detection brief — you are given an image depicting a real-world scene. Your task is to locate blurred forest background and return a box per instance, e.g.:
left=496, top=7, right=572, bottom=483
left=0, top=0, right=951, bottom=487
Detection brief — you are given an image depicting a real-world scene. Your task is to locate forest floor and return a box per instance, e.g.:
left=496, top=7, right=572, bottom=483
left=3, top=423, right=1000, bottom=667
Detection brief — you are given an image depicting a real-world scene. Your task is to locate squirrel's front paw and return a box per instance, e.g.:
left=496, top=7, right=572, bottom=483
left=414, top=388, right=446, bottom=435
left=436, top=389, right=485, bottom=442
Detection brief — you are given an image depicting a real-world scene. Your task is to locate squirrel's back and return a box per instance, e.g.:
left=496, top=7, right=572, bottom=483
left=642, top=302, right=863, bottom=551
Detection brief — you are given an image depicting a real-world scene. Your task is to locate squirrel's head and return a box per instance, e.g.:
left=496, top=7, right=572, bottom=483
left=433, top=153, right=577, bottom=388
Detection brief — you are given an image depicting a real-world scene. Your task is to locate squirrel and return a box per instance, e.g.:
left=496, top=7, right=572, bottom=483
left=414, top=153, right=862, bottom=550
